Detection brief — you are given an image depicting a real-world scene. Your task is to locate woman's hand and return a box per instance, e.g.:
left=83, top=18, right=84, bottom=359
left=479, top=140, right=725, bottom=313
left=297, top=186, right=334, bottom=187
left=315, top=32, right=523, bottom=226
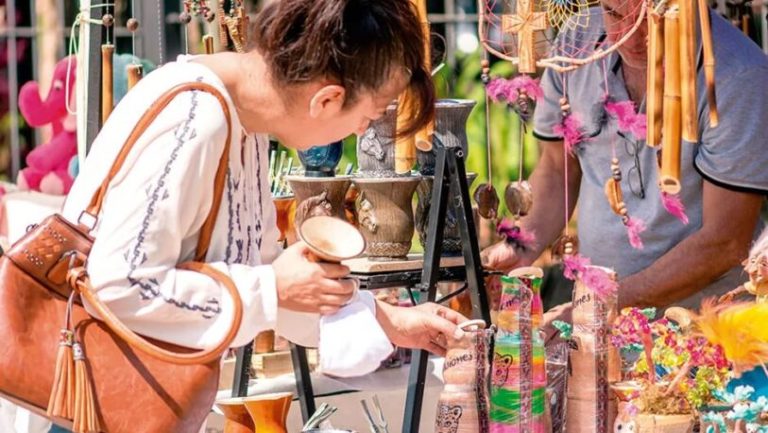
left=272, top=241, right=357, bottom=315
left=375, top=301, right=469, bottom=356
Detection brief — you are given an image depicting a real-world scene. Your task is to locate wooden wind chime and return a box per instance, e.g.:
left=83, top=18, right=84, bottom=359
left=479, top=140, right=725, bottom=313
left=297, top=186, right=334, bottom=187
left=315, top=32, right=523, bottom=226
left=647, top=0, right=718, bottom=197
left=99, top=5, right=145, bottom=124
left=394, top=0, right=433, bottom=174
left=179, top=1, right=248, bottom=55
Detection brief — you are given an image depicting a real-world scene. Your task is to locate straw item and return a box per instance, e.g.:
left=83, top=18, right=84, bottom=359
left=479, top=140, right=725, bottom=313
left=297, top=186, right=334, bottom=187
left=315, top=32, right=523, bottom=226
left=698, top=0, right=719, bottom=127
left=646, top=10, right=665, bottom=147
left=678, top=0, right=698, bottom=142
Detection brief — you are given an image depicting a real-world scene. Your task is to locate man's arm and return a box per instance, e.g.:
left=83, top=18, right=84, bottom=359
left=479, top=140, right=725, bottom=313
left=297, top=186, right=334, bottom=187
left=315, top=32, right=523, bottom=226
left=482, top=140, right=582, bottom=270
left=619, top=180, right=763, bottom=308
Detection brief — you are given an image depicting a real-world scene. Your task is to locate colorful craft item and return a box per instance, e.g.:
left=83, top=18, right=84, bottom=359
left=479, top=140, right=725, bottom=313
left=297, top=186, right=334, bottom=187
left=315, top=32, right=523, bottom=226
left=612, top=307, right=656, bottom=383
left=661, top=192, right=690, bottom=225
left=694, top=300, right=768, bottom=375
left=553, top=111, right=585, bottom=155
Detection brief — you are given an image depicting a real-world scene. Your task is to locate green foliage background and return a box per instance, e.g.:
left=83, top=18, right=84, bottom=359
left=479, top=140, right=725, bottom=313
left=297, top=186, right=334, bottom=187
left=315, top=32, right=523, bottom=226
left=283, top=49, right=541, bottom=222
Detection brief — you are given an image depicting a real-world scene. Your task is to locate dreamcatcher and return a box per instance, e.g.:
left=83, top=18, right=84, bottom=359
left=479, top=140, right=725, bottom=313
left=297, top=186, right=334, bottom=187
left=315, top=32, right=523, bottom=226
left=474, top=0, right=647, bottom=259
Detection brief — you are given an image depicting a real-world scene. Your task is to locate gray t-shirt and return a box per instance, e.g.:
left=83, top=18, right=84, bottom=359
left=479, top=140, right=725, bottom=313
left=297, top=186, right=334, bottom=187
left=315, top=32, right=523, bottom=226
left=532, top=9, right=768, bottom=309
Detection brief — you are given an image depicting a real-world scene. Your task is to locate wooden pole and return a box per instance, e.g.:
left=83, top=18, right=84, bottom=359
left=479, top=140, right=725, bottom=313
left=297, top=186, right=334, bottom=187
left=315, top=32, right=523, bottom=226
left=101, top=44, right=114, bottom=124
left=414, top=19, right=434, bottom=152
left=203, top=34, right=215, bottom=54
left=126, top=64, right=143, bottom=90
left=646, top=10, right=665, bottom=147
left=698, top=0, right=719, bottom=127
left=660, top=9, right=682, bottom=195
left=678, top=0, right=698, bottom=142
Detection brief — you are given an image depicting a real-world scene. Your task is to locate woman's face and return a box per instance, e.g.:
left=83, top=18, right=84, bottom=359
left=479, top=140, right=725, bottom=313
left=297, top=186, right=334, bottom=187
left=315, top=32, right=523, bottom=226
left=279, top=70, right=410, bottom=151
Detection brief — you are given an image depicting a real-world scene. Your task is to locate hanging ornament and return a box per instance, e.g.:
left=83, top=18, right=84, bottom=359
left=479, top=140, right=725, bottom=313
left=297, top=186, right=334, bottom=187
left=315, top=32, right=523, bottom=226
left=551, top=234, right=579, bottom=261
left=126, top=7, right=143, bottom=90
left=553, top=97, right=586, bottom=154
left=101, top=9, right=115, bottom=124
left=181, top=1, right=216, bottom=54
left=475, top=55, right=501, bottom=221
left=604, top=158, right=646, bottom=249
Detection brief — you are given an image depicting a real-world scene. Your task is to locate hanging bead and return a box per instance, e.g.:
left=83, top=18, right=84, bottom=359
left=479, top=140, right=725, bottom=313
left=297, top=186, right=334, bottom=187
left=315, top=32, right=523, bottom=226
left=102, top=14, right=114, bottom=27
left=480, top=59, right=491, bottom=85
left=205, top=9, right=216, bottom=22
left=179, top=11, right=192, bottom=24
left=559, top=96, right=570, bottom=114
left=127, top=18, right=139, bottom=32
left=611, top=158, right=621, bottom=181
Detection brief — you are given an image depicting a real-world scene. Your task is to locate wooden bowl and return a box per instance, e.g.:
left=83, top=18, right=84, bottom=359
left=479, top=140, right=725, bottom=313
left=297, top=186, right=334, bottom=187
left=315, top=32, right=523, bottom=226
left=298, top=216, right=366, bottom=263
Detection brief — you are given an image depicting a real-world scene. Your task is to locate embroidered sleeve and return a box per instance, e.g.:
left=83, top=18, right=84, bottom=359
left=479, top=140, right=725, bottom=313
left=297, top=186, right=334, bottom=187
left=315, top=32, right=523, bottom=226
left=84, top=90, right=278, bottom=349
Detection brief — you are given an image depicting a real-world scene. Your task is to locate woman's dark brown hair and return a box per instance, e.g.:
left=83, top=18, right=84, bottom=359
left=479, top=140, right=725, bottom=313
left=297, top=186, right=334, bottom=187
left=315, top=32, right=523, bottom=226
left=252, top=0, right=435, bottom=136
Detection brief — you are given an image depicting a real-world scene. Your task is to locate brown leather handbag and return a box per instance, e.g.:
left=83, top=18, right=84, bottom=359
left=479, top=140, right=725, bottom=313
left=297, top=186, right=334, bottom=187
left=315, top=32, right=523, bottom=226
left=0, top=82, right=244, bottom=433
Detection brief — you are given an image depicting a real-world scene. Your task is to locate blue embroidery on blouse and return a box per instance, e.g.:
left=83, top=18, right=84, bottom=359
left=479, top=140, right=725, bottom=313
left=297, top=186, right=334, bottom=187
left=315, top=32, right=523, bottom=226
left=124, top=86, right=221, bottom=318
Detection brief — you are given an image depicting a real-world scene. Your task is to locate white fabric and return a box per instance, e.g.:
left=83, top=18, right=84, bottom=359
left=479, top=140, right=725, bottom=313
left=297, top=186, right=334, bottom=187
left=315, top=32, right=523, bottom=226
left=62, top=56, right=318, bottom=350
left=318, top=292, right=394, bottom=378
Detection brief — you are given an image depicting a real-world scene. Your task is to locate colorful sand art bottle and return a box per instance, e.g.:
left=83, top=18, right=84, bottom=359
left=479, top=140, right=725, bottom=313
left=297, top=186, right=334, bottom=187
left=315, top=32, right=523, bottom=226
left=528, top=271, right=547, bottom=433
left=489, top=268, right=542, bottom=433
left=436, top=320, right=491, bottom=433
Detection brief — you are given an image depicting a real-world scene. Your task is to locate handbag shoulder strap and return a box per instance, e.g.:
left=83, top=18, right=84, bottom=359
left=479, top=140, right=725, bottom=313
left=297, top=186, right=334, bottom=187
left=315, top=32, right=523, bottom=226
left=81, top=81, right=232, bottom=262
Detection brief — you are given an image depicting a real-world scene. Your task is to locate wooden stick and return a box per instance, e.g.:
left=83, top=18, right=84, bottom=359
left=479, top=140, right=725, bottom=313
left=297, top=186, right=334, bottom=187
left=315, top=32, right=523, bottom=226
left=101, top=44, right=114, bottom=124
left=126, top=64, right=143, bottom=91
left=395, top=93, right=417, bottom=174
left=646, top=10, right=665, bottom=147
left=741, top=14, right=749, bottom=35
left=698, top=0, right=718, bottom=127
left=414, top=20, right=434, bottom=152
left=203, top=34, right=215, bottom=55
left=660, top=9, right=682, bottom=195
left=679, top=0, right=698, bottom=142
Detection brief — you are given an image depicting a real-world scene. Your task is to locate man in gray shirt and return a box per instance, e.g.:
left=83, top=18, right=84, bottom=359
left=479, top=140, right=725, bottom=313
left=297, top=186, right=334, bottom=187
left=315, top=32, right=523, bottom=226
left=482, top=0, right=768, bottom=328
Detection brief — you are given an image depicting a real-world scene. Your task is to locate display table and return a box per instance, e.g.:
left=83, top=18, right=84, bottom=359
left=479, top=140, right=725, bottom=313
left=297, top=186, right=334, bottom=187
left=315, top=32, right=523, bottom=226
left=211, top=358, right=447, bottom=433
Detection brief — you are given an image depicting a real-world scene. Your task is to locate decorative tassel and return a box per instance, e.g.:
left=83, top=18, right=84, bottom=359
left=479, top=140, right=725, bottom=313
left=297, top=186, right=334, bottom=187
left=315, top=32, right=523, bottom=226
left=72, top=342, right=101, bottom=433
left=496, top=218, right=536, bottom=252
left=605, top=99, right=647, bottom=139
left=553, top=112, right=585, bottom=154
left=562, top=253, right=618, bottom=300
left=624, top=216, right=646, bottom=249
left=47, top=330, right=75, bottom=420
left=661, top=192, right=689, bottom=225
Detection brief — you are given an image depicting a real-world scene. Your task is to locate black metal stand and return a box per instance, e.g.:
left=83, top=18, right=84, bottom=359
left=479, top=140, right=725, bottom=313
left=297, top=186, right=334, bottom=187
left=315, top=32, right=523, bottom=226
left=230, top=138, right=490, bottom=430
left=401, top=139, right=490, bottom=433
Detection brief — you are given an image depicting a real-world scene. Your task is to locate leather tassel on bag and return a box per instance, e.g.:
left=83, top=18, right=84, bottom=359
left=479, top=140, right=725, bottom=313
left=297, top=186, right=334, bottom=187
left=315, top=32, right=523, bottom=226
left=47, top=330, right=75, bottom=420
left=72, top=342, right=101, bottom=433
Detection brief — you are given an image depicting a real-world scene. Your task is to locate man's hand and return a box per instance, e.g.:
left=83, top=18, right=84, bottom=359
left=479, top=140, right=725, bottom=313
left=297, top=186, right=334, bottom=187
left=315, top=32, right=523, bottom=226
left=542, top=302, right=573, bottom=343
left=272, top=241, right=357, bottom=315
left=481, top=241, right=534, bottom=273
left=375, top=301, right=469, bottom=356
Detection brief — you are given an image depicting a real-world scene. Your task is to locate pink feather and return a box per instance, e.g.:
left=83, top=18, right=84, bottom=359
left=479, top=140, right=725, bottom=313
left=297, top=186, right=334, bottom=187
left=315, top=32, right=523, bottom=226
left=563, top=253, right=618, bottom=300
left=563, top=254, right=590, bottom=280
left=486, top=78, right=511, bottom=102
left=605, top=100, right=647, bottom=139
left=553, top=113, right=585, bottom=154
left=496, top=219, right=537, bottom=251
left=661, top=192, right=689, bottom=225
left=625, top=216, right=646, bottom=249
left=510, top=75, right=544, bottom=101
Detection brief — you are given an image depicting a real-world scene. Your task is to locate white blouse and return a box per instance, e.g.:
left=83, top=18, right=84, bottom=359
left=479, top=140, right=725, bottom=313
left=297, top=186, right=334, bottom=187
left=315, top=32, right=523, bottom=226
left=62, top=56, right=319, bottom=350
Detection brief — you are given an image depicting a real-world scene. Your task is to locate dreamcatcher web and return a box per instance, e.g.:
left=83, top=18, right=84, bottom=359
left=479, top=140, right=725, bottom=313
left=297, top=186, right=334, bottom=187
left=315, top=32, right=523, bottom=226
left=478, top=0, right=647, bottom=72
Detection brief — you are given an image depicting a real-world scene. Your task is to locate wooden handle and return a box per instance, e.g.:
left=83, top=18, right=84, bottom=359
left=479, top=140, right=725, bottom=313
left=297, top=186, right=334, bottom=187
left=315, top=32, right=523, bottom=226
left=678, top=0, right=698, bottom=142
left=101, top=45, right=115, bottom=124
left=69, top=262, right=243, bottom=365
left=698, top=0, right=719, bottom=127
left=660, top=10, right=682, bottom=195
left=85, top=82, right=232, bottom=261
left=126, top=64, right=143, bottom=90
left=646, top=11, right=665, bottom=147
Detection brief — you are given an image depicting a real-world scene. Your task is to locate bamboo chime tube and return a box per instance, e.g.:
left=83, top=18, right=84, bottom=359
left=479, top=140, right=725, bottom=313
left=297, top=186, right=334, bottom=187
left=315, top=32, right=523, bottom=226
left=395, top=92, right=417, bottom=174
left=393, top=0, right=428, bottom=172
left=698, top=0, right=719, bottom=126
left=660, top=9, right=683, bottom=195
left=101, top=44, right=115, bottom=124
left=203, top=34, right=215, bottom=55
left=646, top=11, right=665, bottom=147
left=414, top=19, right=434, bottom=152
left=126, top=64, right=143, bottom=91
left=742, top=14, right=749, bottom=35
left=678, top=0, right=698, bottom=142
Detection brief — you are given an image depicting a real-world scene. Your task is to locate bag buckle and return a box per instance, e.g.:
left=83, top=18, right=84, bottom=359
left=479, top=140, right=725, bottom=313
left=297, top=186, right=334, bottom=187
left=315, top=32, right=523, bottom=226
left=77, top=211, right=97, bottom=231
